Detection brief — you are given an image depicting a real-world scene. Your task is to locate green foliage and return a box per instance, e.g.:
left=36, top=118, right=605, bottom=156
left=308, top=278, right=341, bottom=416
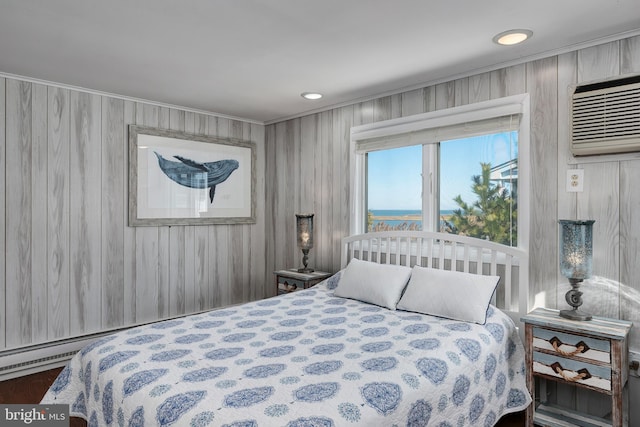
left=449, top=162, right=517, bottom=246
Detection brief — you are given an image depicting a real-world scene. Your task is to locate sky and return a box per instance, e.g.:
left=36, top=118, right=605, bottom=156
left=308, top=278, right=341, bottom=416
left=367, top=131, right=517, bottom=211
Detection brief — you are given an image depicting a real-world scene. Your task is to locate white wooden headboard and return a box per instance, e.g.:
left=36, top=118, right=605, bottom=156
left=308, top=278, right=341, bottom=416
left=341, top=231, right=529, bottom=322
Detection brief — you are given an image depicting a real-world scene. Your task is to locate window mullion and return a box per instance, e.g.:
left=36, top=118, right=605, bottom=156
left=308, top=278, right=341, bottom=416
left=422, top=144, right=439, bottom=232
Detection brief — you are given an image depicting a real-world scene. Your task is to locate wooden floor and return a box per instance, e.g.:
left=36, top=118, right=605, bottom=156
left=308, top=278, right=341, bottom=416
left=0, top=367, right=526, bottom=426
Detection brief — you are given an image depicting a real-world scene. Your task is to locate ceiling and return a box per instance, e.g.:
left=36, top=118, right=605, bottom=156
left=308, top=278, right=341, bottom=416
left=1, top=0, right=639, bottom=124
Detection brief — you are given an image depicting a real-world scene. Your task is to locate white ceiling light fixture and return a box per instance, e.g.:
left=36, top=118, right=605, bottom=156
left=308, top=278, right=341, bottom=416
left=301, top=92, right=323, bottom=100
left=493, top=29, right=533, bottom=46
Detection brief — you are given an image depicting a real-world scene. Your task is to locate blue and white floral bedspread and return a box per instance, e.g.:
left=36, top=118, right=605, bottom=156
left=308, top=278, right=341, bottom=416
left=41, top=278, right=531, bottom=426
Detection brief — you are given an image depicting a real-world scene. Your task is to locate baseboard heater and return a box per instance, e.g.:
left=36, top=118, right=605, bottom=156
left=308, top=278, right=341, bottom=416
left=0, top=309, right=216, bottom=382
left=0, top=329, right=125, bottom=382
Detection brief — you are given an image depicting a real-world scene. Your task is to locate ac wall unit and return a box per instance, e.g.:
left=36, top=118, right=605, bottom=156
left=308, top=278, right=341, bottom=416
left=570, top=74, right=640, bottom=156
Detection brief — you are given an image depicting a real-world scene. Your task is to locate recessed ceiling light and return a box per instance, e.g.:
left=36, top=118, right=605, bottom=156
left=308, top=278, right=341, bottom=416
left=301, top=92, right=323, bottom=100
left=493, top=29, right=533, bottom=46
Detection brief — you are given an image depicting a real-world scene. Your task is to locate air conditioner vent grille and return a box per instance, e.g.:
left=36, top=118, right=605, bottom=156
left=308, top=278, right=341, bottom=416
left=570, top=77, right=640, bottom=156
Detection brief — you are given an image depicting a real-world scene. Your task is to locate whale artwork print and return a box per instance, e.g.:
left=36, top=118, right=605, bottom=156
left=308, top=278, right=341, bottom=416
left=154, top=152, right=239, bottom=203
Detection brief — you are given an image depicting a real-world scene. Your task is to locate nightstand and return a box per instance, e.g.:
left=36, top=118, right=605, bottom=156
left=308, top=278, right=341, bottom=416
left=274, top=269, right=332, bottom=295
left=522, top=307, right=633, bottom=426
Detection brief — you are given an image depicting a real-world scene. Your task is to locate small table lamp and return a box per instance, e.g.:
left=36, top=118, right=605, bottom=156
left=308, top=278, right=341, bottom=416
left=559, top=219, right=595, bottom=321
left=296, top=213, right=314, bottom=273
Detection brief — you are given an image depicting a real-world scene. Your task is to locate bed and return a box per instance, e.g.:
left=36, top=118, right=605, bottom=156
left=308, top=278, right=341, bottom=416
left=41, top=231, right=532, bottom=426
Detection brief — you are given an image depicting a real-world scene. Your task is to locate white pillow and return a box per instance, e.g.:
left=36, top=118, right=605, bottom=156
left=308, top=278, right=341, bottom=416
left=396, top=265, right=499, bottom=324
left=333, top=258, right=412, bottom=310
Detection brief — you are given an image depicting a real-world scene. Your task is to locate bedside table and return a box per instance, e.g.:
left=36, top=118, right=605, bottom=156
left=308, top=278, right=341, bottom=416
left=522, top=308, right=633, bottom=426
left=274, top=269, right=333, bottom=295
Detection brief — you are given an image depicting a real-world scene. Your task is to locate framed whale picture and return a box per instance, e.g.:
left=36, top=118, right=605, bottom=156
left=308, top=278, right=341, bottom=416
left=128, top=125, right=256, bottom=226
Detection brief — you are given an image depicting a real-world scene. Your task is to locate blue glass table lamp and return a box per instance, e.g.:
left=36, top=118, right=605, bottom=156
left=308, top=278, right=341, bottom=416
left=296, top=213, right=314, bottom=273
left=559, top=219, right=595, bottom=321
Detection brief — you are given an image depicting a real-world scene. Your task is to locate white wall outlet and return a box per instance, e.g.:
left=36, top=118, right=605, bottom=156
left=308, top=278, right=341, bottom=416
left=566, top=169, right=584, bottom=192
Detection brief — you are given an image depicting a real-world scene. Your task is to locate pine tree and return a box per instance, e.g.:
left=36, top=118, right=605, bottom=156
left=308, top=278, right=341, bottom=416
left=449, top=163, right=517, bottom=246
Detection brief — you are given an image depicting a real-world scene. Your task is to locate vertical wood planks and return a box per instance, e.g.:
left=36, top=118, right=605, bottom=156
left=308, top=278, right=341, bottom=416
left=102, top=97, right=125, bottom=328
left=400, top=88, right=425, bottom=117
left=69, top=91, right=102, bottom=335
left=230, top=119, right=250, bottom=304
left=578, top=41, right=620, bottom=83
left=1, top=34, right=640, bottom=361
left=182, top=112, right=197, bottom=313
left=300, top=114, right=317, bottom=249
left=620, top=160, right=640, bottom=349
left=264, top=123, right=278, bottom=296
left=192, top=113, right=210, bottom=310
left=47, top=86, right=70, bottom=340
left=262, top=34, right=640, bottom=355
left=122, top=100, right=137, bottom=325
left=156, top=108, right=170, bottom=319
left=31, top=84, right=48, bottom=343
left=555, top=51, right=578, bottom=308
left=469, top=72, right=491, bottom=103
left=621, top=35, right=640, bottom=74
left=577, top=163, right=620, bottom=318
left=527, top=57, right=559, bottom=310
left=168, top=109, right=186, bottom=317
left=1, top=75, right=267, bottom=352
left=316, top=111, right=332, bottom=271
left=490, top=64, right=526, bottom=99
left=134, top=103, right=161, bottom=323
left=239, top=121, right=252, bottom=303
left=574, top=40, right=621, bottom=320
left=286, top=119, right=299, bottom=268
left=210, top=116, right=230, bottom=308
left=6, top=79, right=33, bottom=347
left=250, top=122, right=266, bottom=301
left=0, top=77, right=5, bottom=349
left=331, top=105, right=353, bottom=272
left=229, top=118, right=246, bottom=305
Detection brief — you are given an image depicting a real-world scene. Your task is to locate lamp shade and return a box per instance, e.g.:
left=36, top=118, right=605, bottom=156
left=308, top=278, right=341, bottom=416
left=296, top=214, right=314, bottom=250
left=559, top=220, right=594, bottom=280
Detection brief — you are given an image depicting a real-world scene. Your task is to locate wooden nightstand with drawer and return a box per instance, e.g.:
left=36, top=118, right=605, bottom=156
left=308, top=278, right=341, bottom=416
left=274, top=269, right=333, bottom=295
left=522, top=307, right=632, bottom=426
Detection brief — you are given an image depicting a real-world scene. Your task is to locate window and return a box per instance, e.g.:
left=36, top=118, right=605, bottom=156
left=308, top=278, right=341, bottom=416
left=366, top=132, right=518, bottom=245
left=351, top=95, right=529, bottom=249
left=367, top=145, right=423, bottom=232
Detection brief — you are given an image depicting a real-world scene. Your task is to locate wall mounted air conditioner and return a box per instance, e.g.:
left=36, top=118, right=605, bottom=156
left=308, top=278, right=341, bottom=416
left=570, top=74, right=640, bottom=156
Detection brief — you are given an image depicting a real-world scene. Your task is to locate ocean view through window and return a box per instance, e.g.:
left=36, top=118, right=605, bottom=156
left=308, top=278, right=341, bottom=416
left=351, top=94, right=529, bottom=251
left=368, top=209, right=458, bottom=230
left=366, top=131, right=518, bottom=246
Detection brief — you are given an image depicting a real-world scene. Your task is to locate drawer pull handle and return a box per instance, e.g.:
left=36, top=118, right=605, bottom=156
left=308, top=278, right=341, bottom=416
left=283, top=281, right=298, bottom=292
left=551, top=362, right=591, bottom=382
left=549, top=337, right=590, bottom=356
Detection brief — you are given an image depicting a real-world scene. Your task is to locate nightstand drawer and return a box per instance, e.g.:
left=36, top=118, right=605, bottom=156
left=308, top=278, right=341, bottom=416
left=523, top=308, right=633, bottom=426
left=274, top=269, right=333, bottom=296
left=277, top=277, right=306, bottom=293
left=533, top=351, right=612, bottom=392
left=532, top=327, right=610, bottom=364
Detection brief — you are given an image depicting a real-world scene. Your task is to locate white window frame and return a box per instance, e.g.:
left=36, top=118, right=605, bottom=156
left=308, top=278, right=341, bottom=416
left=349, top=94, right=530, bottom=252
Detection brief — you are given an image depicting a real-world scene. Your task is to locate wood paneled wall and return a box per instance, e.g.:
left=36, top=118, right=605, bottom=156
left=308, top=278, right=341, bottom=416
left=265, top=35, right=640, bottom=353
left=0, top=79, right=267, bottom=350
left=1, top=34, right=638, bottom=367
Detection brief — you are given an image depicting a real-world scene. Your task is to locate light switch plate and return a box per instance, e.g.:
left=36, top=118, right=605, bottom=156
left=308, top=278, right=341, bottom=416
left=566, top=169, right=583, bottom=192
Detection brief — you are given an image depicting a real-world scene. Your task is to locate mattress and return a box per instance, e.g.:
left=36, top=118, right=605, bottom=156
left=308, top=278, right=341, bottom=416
left=41, top=276, right=531, bottom=426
